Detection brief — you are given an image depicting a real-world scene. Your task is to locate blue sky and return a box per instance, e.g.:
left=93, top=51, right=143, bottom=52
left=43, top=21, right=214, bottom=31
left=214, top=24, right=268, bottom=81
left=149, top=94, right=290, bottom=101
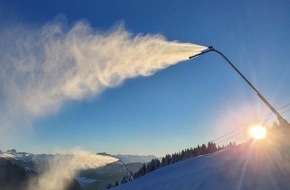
left=1, top=0, right=290, bottom=156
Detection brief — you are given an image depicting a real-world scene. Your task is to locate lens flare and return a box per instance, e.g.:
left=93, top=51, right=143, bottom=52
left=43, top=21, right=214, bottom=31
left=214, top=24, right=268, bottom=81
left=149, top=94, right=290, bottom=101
left=248, top=125, right=267, bottom=139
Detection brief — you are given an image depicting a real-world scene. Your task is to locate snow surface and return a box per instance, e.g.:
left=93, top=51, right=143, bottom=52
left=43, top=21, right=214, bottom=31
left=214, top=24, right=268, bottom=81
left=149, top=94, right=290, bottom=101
left=113, top=141, right=290, bottom=190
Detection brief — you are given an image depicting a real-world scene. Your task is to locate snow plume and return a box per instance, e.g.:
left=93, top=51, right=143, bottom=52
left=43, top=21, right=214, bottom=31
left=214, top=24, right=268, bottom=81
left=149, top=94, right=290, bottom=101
left=0, top=19, right=206, bottom=120
left=28, top=149, right=118, bottom=190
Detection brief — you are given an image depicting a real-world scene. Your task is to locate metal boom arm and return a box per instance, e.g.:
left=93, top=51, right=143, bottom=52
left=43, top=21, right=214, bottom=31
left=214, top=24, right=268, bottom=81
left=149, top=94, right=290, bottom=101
left=189, top=46, right=287, bottom=124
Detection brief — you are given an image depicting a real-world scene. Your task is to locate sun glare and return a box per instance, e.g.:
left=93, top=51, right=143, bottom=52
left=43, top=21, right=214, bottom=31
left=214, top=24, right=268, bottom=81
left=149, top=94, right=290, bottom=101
left=248, top=125, right=267, bottom=140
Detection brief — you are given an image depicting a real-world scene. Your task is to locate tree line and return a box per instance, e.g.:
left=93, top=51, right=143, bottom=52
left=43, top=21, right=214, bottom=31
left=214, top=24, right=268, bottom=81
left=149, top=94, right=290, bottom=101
left=107, top=141, right=236, bottom=189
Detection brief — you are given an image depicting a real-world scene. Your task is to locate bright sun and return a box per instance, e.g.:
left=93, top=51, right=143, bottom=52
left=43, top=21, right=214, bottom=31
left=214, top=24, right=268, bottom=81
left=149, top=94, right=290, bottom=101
left=248, top=125, right=267, bottom=139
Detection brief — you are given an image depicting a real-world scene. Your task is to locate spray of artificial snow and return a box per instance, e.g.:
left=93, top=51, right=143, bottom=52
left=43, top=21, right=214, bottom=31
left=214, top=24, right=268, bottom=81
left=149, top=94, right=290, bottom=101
left=28, top=149, right=117, bottom=190
left=0, top=19, right=206, bottom=119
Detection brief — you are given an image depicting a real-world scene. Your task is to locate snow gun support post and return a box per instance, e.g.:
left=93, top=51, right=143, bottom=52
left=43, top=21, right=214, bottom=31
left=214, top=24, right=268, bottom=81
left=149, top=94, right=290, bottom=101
left=189, top=46, right=288, bottom=126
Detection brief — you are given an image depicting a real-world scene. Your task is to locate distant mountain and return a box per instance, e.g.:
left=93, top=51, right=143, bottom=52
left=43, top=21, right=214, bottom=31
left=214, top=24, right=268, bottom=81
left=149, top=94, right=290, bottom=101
left=0, top=150, right=55, bottom=172
left=99, top=153, right=158, bottom=164
left=0, top=156, right=81, bottom=190
left=2, top=150, right=157, bottom=166
left=0, top=150, right=157, bottom=190
left=114, top=154, right=158, bottom=164
left=0, top=152, right=82, bottom=190
left=0, top=157, right=36, bottom=190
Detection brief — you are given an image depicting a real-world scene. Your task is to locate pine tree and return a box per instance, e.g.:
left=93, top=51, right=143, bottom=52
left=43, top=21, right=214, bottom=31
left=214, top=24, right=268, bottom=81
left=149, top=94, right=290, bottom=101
left=114, top=181, right=119, bottom=187
left=106, top=183, right=113, bottom=189
left=201, top=144, right=207, bottom=154
left=121, top=176, right=127, bottom=184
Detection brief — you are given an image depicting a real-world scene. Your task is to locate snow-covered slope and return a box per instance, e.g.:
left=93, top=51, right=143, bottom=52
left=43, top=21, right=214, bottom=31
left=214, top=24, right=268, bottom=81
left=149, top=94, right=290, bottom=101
left=113, top=141, right=290, bottom=190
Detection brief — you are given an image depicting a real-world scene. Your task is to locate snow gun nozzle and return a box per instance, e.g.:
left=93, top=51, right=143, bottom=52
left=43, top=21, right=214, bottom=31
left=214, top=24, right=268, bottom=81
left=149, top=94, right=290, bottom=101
left=189, top=46, right=214, bottom=59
